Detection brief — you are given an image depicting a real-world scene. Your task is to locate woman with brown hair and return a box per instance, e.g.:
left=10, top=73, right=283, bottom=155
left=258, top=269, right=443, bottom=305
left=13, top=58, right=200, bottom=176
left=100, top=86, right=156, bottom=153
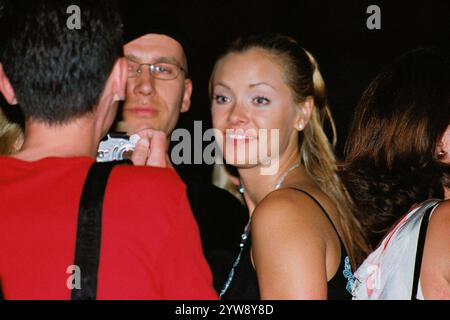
left=342, top=48, right=450, bottom=299
left=342, top=48, right=450, bottom=248
left=210, top=33, right=369, bottom=299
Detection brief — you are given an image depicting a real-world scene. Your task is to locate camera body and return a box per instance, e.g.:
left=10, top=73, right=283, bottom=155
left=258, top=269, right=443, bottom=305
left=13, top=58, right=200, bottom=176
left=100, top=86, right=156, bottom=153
left=96, top=133, right=141, bottom=162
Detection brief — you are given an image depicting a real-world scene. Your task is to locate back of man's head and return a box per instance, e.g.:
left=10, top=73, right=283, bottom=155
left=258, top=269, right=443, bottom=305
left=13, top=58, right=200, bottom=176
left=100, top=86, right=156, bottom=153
left=0, top=0, right=123, bottom=124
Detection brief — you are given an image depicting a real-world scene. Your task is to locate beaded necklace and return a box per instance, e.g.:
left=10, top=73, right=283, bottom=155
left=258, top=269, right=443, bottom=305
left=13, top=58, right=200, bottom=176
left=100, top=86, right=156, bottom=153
left=219, top=162, right=301, bottom=298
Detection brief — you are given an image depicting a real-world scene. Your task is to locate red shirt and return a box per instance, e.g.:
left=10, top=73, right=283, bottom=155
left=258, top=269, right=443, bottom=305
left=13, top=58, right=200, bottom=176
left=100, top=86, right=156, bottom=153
left=0, top=156, right=217, bottom=300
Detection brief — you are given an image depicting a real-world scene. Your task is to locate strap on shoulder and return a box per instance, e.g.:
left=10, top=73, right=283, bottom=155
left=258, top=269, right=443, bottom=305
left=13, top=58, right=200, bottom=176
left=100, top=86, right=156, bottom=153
left=411, top=200, right=441, bottom=300
left=288, top=187, right=341, bottom=240
left=71, top=161, right=126, bottom=300
left=0, top=161, right=129, bottom=300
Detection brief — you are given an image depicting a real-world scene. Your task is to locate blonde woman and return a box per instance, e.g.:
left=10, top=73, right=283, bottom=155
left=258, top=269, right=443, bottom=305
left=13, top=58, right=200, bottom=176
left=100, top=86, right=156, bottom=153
left=0, top=109, right=22, bottom=155
left=210, top=33, right=369, bottom=300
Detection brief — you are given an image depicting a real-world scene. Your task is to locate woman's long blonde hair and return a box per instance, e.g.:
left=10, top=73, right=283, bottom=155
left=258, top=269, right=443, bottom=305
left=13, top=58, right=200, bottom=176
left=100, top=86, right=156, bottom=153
left=0, top=109, right=23, bottom=155
left=212, top=33, right=370, bottom=268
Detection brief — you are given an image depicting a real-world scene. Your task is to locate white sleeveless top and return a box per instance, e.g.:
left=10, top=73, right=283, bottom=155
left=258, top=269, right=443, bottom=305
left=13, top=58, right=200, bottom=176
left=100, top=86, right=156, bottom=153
left=351, top=199, right=441, bottom=300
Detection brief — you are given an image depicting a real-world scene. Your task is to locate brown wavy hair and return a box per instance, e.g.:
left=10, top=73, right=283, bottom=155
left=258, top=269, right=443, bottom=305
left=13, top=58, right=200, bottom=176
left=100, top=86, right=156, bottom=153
left=341, top=48, right=450, bottom=248
left=211, top=33, right=370, bottom=268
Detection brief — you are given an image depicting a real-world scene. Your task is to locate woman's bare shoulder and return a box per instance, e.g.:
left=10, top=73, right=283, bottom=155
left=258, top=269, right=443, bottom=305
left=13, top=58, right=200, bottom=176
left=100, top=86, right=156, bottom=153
left=421, top=200, right=450, bottom=299
left=251, top=188, right=330, bottom=241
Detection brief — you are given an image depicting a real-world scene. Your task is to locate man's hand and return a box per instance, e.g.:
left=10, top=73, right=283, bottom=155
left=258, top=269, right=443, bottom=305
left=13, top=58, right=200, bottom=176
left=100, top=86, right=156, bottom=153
left=130, top=129, right=172, bottom=168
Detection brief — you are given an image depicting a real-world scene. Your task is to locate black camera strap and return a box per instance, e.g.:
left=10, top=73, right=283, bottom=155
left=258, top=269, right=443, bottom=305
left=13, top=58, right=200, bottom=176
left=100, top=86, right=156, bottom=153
left=0, top=161, right=130, bottom=300
left=71, top=161, right=122, bottom=300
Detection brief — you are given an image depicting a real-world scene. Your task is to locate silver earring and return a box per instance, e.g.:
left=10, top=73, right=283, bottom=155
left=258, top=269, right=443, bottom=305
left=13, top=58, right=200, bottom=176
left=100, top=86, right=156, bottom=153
left=298, top=123, right=304, bottom=130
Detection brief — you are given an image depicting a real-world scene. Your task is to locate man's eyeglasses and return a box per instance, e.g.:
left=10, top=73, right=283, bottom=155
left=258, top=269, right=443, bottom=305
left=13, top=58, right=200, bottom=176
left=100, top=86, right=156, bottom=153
left=127, top=58, right=185, bottom=80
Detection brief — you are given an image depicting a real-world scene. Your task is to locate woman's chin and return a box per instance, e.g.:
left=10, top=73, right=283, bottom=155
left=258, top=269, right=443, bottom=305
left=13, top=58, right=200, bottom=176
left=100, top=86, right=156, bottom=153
left=223, top=161, right=259, bottom=170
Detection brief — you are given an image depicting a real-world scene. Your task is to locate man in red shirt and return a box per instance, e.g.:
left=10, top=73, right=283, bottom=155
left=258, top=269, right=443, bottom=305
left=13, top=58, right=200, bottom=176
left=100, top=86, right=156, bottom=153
left=0, top=0, right=217, bottom=300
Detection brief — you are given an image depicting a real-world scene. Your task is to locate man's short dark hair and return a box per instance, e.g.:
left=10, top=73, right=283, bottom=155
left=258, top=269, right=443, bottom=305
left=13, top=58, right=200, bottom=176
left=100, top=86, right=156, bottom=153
left=0, top=0, right=123, bottom=124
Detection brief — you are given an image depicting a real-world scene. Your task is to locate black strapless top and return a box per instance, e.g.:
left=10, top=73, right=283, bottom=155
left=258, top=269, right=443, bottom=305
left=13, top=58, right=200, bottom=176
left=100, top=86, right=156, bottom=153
left=221, top=188, right=352, bottom=300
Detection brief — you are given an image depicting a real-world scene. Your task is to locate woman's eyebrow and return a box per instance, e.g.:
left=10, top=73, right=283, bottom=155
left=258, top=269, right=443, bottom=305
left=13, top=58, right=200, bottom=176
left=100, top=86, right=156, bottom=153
left=214, top=82, right=231, bottom=90
left=249, top=82, right=275, bottom=90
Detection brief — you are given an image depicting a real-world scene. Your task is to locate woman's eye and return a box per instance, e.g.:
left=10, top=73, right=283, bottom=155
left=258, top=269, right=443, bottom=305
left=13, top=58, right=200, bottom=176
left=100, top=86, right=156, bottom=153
left=213, top=95, right=230, bottom=104
left=253, top=96, right=270, bottom=105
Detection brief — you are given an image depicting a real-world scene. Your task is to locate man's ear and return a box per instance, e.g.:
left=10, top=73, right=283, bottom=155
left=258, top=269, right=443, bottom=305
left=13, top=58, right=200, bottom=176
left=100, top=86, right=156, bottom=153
left=181, top=78, right=192, bottom=113
left=111, top=57, right=127, bottom=103
left=294, top=96, right=314, bottom=131
left=94, top=58, right=127, bottom=137
left=0, top=63, right=18, bottom=105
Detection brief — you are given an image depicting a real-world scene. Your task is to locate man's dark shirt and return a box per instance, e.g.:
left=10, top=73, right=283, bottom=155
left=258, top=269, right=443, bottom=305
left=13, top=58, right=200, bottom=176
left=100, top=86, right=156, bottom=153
left=176, top=169, right=248, bottom=293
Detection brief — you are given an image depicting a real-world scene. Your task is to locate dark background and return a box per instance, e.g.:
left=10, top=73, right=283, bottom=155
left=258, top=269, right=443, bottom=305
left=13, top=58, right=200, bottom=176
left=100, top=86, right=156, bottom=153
left=151, top=0, right=450, bottom=181
left=2, top=0, right=449, bottom=181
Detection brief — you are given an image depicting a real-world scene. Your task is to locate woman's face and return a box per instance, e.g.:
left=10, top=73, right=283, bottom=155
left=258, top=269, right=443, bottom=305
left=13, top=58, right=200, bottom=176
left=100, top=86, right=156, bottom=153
left=439, top=125, right=450, bottom=199
left=211, top=49, right=303, bottom=169
left=438, top=125, right=450, bottom=164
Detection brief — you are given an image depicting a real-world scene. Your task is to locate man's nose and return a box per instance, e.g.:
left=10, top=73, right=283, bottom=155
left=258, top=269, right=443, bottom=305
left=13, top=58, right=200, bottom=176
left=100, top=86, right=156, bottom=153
left=135, top=67, right=155, bottom=96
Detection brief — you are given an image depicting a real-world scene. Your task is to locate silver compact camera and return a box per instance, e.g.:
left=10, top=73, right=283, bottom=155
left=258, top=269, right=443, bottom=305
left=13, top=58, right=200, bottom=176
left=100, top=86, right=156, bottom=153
left=96, top=133, right=141, bottom=162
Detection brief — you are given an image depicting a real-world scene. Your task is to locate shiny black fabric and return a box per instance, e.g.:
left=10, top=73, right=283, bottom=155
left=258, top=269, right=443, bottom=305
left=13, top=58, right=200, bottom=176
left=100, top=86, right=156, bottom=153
left=222, top=188, right=352, bottom=300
